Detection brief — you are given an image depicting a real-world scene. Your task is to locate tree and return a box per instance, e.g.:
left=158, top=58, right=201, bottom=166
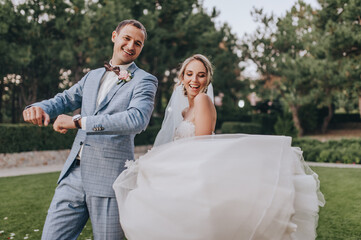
left=128, top=0, right=242, bottom=117
left=0, top=0, right=32, bottom=122
left=57, top=0, right=132, bottom=83
left=240, top=2, right=319, bottom=136
left=316, top=0, right=361, bottom=117
left=3, top=0, right=131, bottom=122
left=2, top=0, right=242, bottom=124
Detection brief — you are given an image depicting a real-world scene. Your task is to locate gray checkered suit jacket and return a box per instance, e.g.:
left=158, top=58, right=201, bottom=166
left=33, top=63, right=158, bottom=197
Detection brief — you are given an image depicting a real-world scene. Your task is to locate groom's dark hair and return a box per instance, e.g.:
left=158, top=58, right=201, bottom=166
left=115, top=19, right=147, bottom=40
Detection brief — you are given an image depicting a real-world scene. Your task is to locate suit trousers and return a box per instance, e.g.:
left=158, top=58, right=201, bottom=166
left=41, top=161, right=124, bottom=240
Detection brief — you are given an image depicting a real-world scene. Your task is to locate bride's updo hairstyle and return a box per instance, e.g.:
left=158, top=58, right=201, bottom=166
left=178, top=54, right=214, bottom=94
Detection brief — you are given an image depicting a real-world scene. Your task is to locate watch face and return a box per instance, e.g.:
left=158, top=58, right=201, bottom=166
left=73, top=114, right=81, bottom=121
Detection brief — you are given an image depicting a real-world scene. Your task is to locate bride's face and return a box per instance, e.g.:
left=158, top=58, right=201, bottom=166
left=182, top=60, right=208, bottom=98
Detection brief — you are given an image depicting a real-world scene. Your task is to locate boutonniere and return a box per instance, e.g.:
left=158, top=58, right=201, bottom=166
left=117, top=70, right=133, bottom=84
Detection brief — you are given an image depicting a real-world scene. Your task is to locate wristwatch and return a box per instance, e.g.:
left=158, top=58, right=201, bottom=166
left=72, top=114, right=82, bottom=129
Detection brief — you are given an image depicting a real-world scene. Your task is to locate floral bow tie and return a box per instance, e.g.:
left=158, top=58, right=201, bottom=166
left=104, top=62, right=132, bottom=84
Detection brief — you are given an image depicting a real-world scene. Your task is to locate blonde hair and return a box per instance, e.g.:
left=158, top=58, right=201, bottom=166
left=178, top=54, right=214, bottom=88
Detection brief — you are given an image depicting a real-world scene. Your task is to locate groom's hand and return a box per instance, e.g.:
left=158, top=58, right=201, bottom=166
left=53, top=114, right=77, bottom=134
left=23, top=106, right=50, bottom=126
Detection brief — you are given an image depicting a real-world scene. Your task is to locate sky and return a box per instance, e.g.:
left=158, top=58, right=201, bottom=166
left=202, top=0, right=320, bottom=39
left=202, top=0, right=320, bottom=79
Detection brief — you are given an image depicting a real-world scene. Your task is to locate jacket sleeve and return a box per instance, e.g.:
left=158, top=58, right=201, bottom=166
left=84, top=74, right=158, bottom=135
left=30, top=72, right=89, bottom=119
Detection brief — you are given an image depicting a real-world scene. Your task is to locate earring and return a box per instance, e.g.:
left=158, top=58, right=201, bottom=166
left=182, top=83, right=187, bottom=96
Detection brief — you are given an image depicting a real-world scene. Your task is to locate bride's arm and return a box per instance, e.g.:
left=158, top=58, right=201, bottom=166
left=194, top=93, right=216, bottom=136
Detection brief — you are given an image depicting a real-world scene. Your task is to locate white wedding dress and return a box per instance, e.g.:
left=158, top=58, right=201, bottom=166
left=113, top=121, right=324, bottom=240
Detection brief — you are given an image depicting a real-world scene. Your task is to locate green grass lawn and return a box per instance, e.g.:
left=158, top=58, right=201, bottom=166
left=0, top=172, right=93, bottom=240
left=313, top=166, right=361, bottom=239
left=0, top=167, right=360, bottom=239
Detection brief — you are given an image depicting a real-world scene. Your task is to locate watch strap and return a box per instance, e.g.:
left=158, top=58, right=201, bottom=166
left=74, top=119, right=81, bottom=129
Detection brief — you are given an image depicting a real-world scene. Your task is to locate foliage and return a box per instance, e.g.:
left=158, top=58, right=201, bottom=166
left=331, top=113, right=361, bottom=124
left=293, top=138, right=361, bottom=163
left=0, top=0, right=242, bottom=126
left=2, top=0, right=360, bottom=135
left=251, top=113, right=278, bottom=135
left=298, top=104, right=319, bottom=133
left=0, top=124, right=77, bottom=153
left=316, top=0, right=361, bottom=117
left=134, top=125, right=161, bottom=146
left=274, top=113, right=298, bottom=138
left=0, top=123, right=159, bottom=153
left=240, top=2, right=320, bottom=136
left=0, top=0, right=32, bottom=122
left=220, top=121, right=262, bottom=134
left=215, top=97, right=253, bottom=129
left=133, top=0, right=243, bottom=116
left=240, top=0, right=361, bottom=135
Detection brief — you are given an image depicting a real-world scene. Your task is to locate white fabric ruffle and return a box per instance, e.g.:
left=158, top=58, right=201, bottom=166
left=113, top=134, right=324, bottom=240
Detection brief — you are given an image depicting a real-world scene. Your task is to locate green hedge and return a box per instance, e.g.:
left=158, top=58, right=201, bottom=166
left=251, top=113, right=278, bottom=135
left=3, top=124, right=361, bottom=164
left=331, top=114, right=361, bottom=124
left=134, top=125, right=161, bottom=146
left=0, top=124, right=161, bottom=154
left=0, top=124, right=77, bottom=153
left=292, top=138, right=361, bottom=164
left=221, top=121, right=262, bottom=134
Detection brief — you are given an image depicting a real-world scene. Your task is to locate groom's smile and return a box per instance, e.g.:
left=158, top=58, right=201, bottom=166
left=122, top=48, right=134, bottom=56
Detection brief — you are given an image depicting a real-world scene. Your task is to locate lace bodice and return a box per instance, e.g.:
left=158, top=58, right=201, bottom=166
left=174, top=121, right=195, bottom=140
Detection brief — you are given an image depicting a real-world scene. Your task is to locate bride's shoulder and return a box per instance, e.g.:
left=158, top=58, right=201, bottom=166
left=194, top=93, right=215, bottom=113
left=194, top=93, right=216, bottom=118
left=194, top=93, right=212, bottom=106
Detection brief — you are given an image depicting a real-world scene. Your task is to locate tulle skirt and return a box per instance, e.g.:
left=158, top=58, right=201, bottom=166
left=113, top=134, right=325, bottom=240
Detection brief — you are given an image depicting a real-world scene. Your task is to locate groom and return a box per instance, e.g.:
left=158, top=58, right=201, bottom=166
left=23, top=19, right=157, bottom=239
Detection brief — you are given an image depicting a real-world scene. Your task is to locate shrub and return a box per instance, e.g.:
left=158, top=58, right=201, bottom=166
left=252, top=113, right=278, bottom=135
left=221, top=121, right=262, bottom=134
left=274, top=115, right=298, bottom=138
left=298, top=104, right=318, bottom=133
left=331, top=113, right=361, bottom=123
left=292, top=138, right=361, bottom=164
left=215, top=108, right=252, bottom=130
left=0, top=124, right=77, bottom=153
left=0, top=123, right=161, bottom=154
left=134, top=125, right=161, bottom=146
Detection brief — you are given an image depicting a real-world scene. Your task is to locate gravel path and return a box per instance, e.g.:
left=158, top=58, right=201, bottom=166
left=0, top=145, right=152, bottom=178
left=1, top=160, right=360, bottom=178
left=0, top=164, right=64, bottom=177
left=306, top=161, right=361, bottom=168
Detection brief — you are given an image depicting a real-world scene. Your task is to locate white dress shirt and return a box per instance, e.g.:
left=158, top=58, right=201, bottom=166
left=77, top=61, right=133, bottom=159
left=81, top=61, right=132, bottom=130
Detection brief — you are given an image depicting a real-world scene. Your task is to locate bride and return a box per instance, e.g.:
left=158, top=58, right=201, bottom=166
left=113, top=54, right=325, bottom=240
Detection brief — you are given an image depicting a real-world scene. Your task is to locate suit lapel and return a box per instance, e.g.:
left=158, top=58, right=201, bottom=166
left=87, top=68, right=106, bottom=115
left=94, top=62, right=138, bottom=115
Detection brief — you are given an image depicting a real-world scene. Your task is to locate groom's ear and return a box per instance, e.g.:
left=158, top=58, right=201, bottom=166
left=111, top=31, right=117, bottom=43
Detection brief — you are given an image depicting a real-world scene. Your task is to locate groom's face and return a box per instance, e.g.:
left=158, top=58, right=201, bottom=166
left=111, top=24, right=145, bottom=65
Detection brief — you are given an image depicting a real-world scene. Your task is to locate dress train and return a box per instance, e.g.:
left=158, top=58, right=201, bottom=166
left=113, top=134, right=324, bottom=240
